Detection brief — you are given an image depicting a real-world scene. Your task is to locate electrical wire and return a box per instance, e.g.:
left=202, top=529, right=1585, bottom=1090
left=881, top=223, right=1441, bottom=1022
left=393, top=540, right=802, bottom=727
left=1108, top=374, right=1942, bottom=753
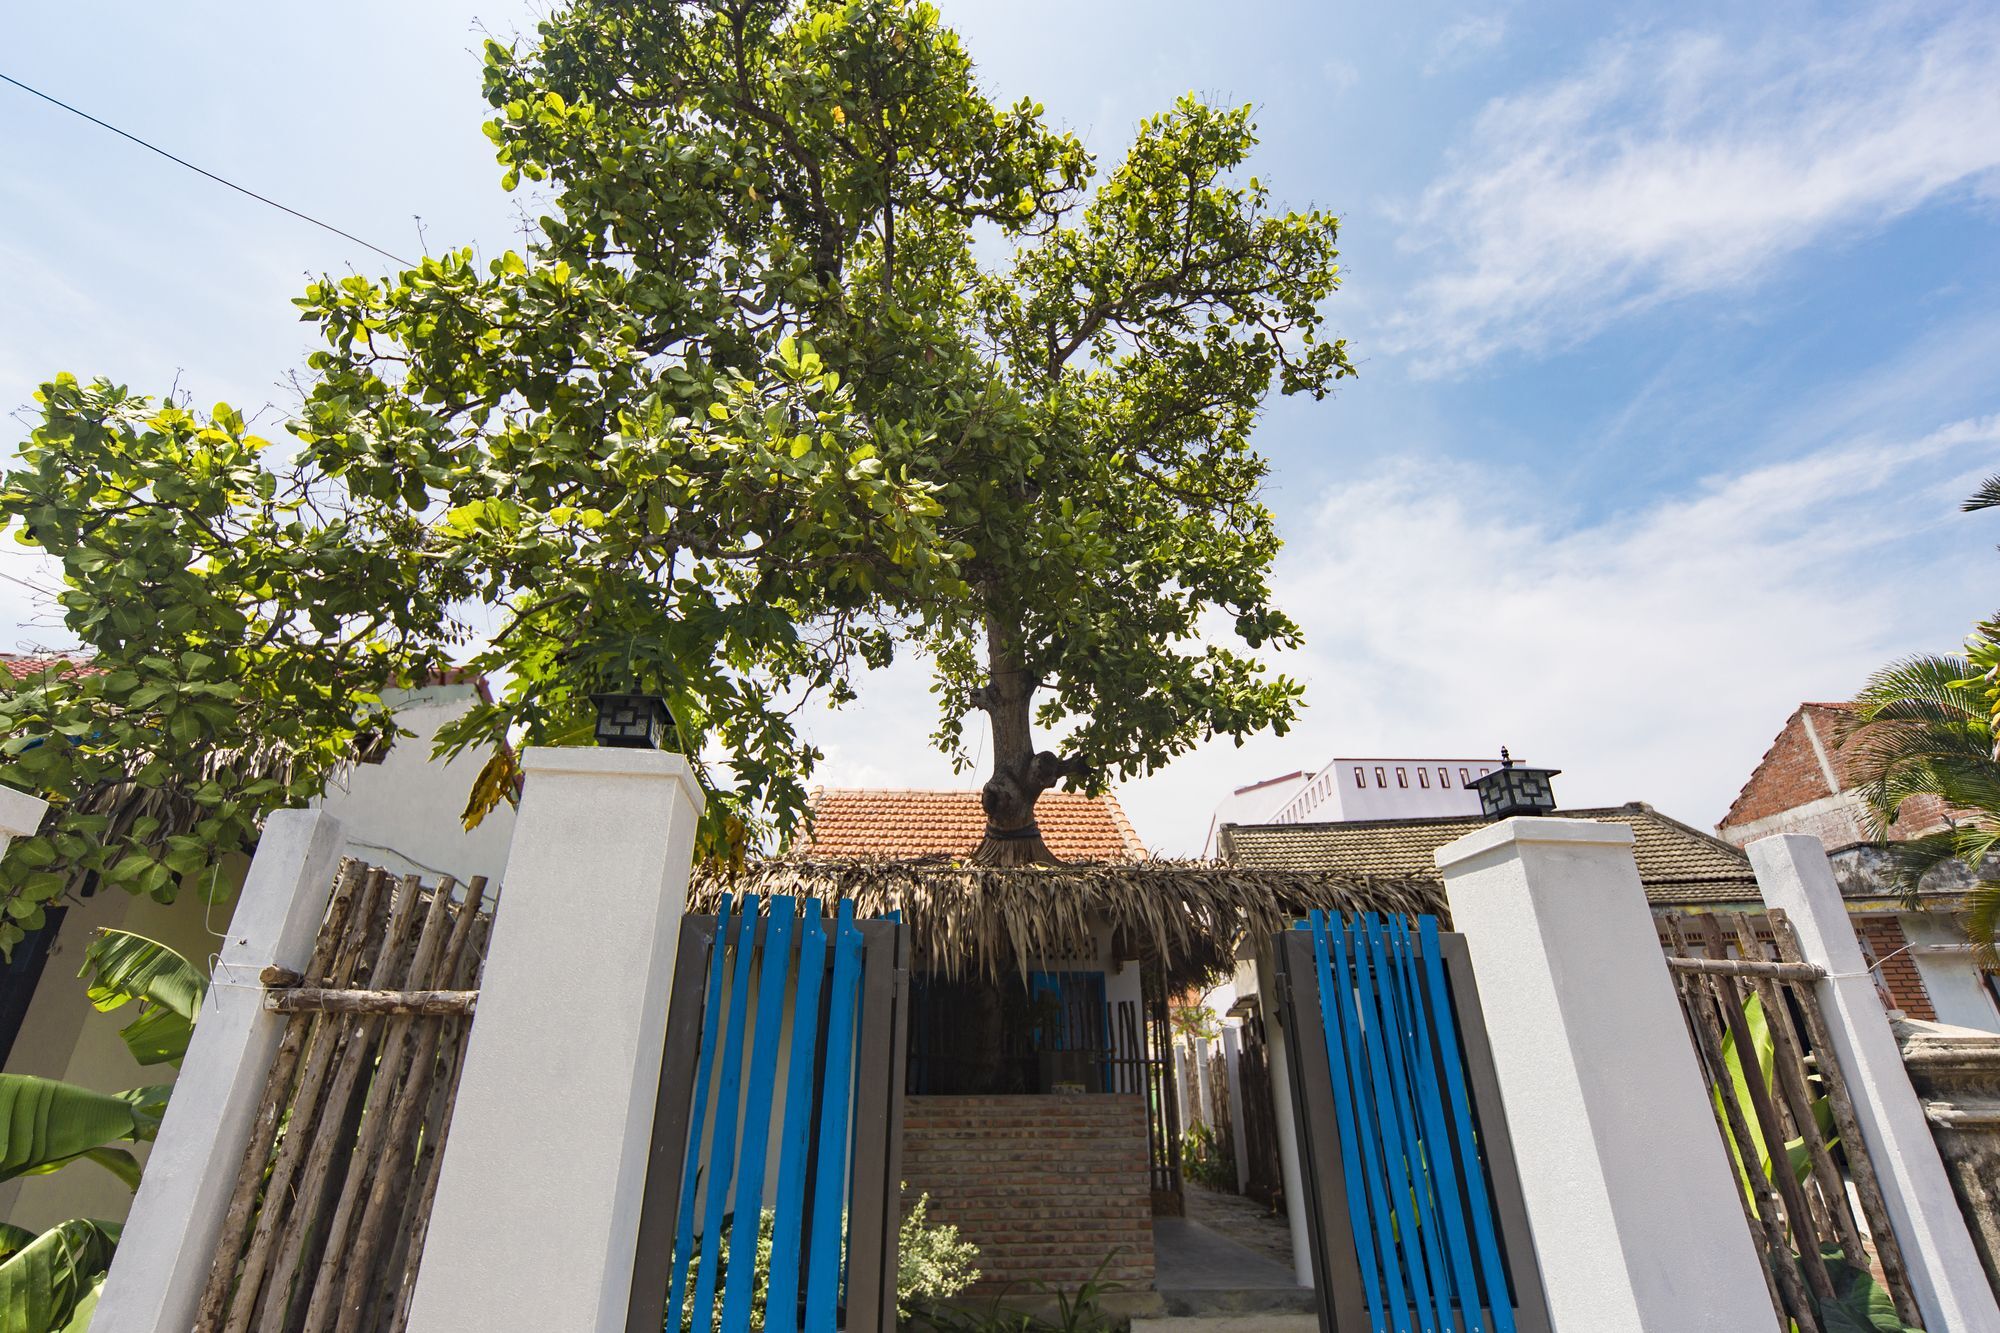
left=0, top=70, right=412, bottom=267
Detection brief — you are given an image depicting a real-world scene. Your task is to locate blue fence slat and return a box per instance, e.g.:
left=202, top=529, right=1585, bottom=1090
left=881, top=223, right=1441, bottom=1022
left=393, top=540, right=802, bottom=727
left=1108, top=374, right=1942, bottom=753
left=1378, top=920, right=1453, bottom=1332
left=1335, top=916, right=1412, bottom=1333
left=1419, top=916, right=1517, bottom=1333
left=1394, top=917, right=1486, bottom=1333
left=763, top=902, right=827, bottom=1333
left=669, top=893, right=734, bottom=1327
left=1361, top=914, right=1441, bottom=1333
left=721, top=897, right=799, bottom=1330
left=692, top=896, right=763, bottom=1329
left=1309, top=914, right=1391, bottom=1331
left=804, top=900, right=862, bottom=1333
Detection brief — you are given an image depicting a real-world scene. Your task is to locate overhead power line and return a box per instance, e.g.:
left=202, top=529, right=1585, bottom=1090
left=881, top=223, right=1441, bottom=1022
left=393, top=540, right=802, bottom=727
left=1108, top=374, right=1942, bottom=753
left=0, top=69, right=412, bottom=267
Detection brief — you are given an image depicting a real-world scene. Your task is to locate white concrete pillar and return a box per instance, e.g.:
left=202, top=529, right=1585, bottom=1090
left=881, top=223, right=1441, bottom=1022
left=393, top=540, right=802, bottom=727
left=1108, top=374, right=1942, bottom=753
left=1748, top=834, right=2000, bottom=1332
left=407, top=747, right=703, bottom=1333
left=1220, top=1026, right=1252, bottom=1195
left=1436, top=818, right=1772, bottom=1333
left=0, top=783, right=48, bottom=855
left=1255, top=945, right=1316, bottom=1287
left=94, top=808, right=347, bottom=1333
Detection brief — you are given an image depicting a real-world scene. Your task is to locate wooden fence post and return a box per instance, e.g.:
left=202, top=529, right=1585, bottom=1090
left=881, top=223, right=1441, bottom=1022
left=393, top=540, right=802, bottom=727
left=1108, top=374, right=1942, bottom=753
left=1435, top=817, right=1774, bottom=1331
left=404, top=747, right=703, bottom=1333
left=93, top=809, right=347, bottom=1333
left=1748, top=833, right=2000, bottom=1331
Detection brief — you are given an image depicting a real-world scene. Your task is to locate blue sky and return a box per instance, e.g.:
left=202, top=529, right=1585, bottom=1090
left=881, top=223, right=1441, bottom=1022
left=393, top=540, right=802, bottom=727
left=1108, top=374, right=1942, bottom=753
left=3, top=1, right=1997, bottom=853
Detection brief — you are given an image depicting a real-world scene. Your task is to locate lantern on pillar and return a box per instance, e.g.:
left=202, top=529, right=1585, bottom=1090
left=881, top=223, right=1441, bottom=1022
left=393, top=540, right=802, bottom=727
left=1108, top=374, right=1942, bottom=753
left=589, top=693, right=673, bottom=750
left=1470, top=747, right=1560, bottom=818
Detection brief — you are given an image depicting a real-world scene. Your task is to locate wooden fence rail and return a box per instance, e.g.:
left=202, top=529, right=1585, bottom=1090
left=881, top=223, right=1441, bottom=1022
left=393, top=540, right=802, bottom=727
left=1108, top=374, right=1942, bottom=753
left=191, top=860, right=490, bottom=1333
left=1661, top=910, right=1923, bottom=1333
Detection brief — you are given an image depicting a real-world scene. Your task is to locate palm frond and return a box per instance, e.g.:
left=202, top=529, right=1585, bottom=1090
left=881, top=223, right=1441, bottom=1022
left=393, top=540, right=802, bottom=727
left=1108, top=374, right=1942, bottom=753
left=1964, top=881, right=2000, bottom=968
left=1964, top=473, right=2000, bottom=512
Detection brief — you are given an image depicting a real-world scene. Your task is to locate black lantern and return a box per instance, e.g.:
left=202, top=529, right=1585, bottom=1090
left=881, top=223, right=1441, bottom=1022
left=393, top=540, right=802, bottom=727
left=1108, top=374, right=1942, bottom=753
left=1471, top=747, right=1560, bottom=818
left=590, top=693, right=673, bottom=750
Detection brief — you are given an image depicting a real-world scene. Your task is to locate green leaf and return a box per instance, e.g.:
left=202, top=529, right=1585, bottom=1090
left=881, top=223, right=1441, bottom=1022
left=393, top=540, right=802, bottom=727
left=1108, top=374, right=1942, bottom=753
left=0, top=1076, right=154, bottom=1183
left=0, top=1219, right=119, bottom=1333
left=1809, top=1247, right=1919, bottom=1332
left=78, top=931, right=205, bottom=1067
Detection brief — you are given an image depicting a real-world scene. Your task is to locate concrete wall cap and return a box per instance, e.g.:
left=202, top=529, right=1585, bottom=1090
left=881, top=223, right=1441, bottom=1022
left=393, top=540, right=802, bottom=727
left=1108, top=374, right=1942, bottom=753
left=1434, top=815, right=1634, bottom=870
left=0, top=784, right=49, bottom=840
left=518, top=747, right=706, bottom=813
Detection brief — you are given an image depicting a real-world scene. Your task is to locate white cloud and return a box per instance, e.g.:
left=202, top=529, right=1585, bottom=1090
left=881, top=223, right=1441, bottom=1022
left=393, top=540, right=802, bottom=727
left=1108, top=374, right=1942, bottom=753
left=799, top=417, right=1998, bottom=857
left=1115, top=417, right=1998, bottom=853
left=1386, top=6, right=2000, bottom=373
left=1424, top=13, right=1506, bottom=77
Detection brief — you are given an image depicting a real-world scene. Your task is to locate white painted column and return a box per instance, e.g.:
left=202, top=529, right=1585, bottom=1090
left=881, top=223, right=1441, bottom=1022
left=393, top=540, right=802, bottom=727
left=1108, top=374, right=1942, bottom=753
left=0, top=782, right=48, bottom=855
left=1220, top=1026, right=1252, bottom=1195
left=1748, top=833, right=2000, bottom=1332
left=1436, top=818, right=1772, bottom=1333
left=407, top=747, right=703, bottom=1333
left=94, top=809, right=347, bottom=1333
left=1255, top=945, right=1316, bottom=1287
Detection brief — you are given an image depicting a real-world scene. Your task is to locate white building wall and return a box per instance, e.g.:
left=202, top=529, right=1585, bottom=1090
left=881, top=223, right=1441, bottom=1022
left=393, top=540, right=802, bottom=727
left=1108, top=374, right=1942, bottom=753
left=1903, top=913, right=2000, bottom=1033
left=1267, top=757, right=1495, bottom=824
left=312, top=680, right=517, bottom=886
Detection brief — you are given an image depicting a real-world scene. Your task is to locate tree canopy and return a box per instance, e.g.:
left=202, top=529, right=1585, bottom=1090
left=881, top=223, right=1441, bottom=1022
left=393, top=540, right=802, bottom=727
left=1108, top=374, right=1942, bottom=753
left=2, top=0, right=1352, bottom=908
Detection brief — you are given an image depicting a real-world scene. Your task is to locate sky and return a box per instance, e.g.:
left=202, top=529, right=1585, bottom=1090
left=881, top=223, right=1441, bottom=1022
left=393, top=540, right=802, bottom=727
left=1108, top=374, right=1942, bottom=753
left=2, top=1, right=1997, bottom=855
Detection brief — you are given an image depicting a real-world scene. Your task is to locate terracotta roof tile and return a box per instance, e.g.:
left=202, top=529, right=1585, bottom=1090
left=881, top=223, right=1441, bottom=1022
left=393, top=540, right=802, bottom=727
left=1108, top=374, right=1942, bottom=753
left=1219, top=804, right=1759, bottom=907
left=0, top=652, right=100, bottom=684
left=801, top=788, right=1146, bottom=861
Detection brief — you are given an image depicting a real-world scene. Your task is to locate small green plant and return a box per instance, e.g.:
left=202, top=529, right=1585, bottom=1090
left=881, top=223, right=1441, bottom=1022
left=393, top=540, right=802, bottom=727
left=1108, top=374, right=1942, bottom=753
left=915, top=1252, right=1122, bottom=1333
left=898, top=1191, right=980, bottom=1318
left=1181, top=1120, right=1235, bottom=1192
left=671, top=1190, right=979, bottom=1331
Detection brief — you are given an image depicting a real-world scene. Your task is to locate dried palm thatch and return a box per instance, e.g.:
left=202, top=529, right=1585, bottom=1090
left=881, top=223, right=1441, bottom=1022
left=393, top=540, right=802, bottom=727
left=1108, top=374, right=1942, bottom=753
left=48, top=743, right=304, bottom=900
left=690, top=857, right=1447, bottom=991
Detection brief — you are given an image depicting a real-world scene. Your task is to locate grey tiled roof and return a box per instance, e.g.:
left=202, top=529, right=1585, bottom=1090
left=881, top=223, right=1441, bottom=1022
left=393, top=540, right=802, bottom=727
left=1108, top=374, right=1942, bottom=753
left=1219, top=804, right=1760, bottom=907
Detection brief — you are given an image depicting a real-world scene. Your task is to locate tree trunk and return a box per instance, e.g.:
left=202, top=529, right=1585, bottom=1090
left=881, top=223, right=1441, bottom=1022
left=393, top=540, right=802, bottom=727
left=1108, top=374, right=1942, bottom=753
left=970, top=611, right=1083, bottom=866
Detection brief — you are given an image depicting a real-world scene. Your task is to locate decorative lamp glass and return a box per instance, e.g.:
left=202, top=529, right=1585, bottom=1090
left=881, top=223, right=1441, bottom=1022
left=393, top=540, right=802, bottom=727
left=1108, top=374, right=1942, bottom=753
left=1470, top=747, right=1561, bottom=819
left=590, top=693, right=672, bottom=750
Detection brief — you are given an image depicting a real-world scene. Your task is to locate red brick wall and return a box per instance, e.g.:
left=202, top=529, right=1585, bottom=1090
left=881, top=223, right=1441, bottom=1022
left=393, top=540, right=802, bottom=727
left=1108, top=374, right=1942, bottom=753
left=1723, top=708, right=1841, bottom=829
left=1857, top=916, right=1937, bottom=1020
left=900, top=1095, right=1155, bottom=1295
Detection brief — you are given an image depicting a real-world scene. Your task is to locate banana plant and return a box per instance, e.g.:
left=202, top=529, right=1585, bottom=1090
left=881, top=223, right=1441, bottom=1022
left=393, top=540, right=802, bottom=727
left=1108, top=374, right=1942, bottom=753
left=0, top=931, right=203, bottom=1332
left=0, top=1218, right=119, bottom=1332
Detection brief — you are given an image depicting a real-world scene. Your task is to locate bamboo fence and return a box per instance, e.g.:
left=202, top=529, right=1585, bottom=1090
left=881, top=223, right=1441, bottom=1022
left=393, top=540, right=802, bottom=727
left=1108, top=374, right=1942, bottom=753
left=191, top=859, right=490, bottom=1333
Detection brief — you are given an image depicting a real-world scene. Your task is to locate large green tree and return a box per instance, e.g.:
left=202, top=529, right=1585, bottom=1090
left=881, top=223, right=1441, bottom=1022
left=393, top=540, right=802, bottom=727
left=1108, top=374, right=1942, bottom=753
left=299, top=0, right=1350, bottom=863
left=6, top=0, right=1350, bottom=883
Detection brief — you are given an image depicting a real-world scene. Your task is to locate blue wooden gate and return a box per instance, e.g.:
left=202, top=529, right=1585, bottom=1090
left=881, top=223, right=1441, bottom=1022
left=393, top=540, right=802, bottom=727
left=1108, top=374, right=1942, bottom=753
left=626, top=894, right=910, bottom=1333
left=1276, top=913, right=1551, bottom=1333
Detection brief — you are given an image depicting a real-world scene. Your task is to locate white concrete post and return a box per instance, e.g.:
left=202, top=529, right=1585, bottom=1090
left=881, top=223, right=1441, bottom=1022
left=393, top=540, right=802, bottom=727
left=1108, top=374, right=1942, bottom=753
left=1254, top=945, right=1316, bottom=1287
left=1221, top=1026, right=1252, bottom=1195
left=0, top=782, right=48, bottom=856
left=407, top=747, right=703, bottom=1333
left=1747, top=834, right=2000, bottom=1332
left=95, top=809, right=347, bottom=1333
left=1436, top=818, right=1772, bottom=1333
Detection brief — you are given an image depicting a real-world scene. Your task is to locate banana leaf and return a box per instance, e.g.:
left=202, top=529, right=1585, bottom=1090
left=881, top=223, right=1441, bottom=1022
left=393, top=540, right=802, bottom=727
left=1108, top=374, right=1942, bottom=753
left=78, top=930, right=205, bottom=1067
left=0, top=1218, right=119, bottom=1333
left=1810, top=1247, right=1918, bottom=1332
left=0, top=1076, right=155, bottom=1185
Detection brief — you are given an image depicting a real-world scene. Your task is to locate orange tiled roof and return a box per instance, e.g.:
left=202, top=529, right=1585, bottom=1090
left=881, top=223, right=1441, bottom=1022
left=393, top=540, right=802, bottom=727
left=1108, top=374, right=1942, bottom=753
left=0, top=652, right=100, bottom=684
left=801, top=787, right=1146, bottom=861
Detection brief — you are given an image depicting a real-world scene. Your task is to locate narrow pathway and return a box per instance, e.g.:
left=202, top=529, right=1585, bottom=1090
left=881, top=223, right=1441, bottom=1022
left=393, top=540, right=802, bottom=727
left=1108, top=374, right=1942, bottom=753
left=1180, top=1184, right=1296, bottom=1273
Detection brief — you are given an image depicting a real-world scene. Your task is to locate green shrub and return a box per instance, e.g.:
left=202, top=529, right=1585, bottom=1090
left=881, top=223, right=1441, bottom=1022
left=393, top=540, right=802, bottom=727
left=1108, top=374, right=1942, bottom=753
left=668, top=1190, right=979, bottom=1331
left=1181, top=1120, right=1235, bottom=1192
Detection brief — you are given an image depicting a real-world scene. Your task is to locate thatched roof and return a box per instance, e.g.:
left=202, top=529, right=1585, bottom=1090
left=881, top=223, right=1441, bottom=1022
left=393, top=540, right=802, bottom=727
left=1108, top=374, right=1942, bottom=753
left=689, top=857, right=1445, bottom=991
